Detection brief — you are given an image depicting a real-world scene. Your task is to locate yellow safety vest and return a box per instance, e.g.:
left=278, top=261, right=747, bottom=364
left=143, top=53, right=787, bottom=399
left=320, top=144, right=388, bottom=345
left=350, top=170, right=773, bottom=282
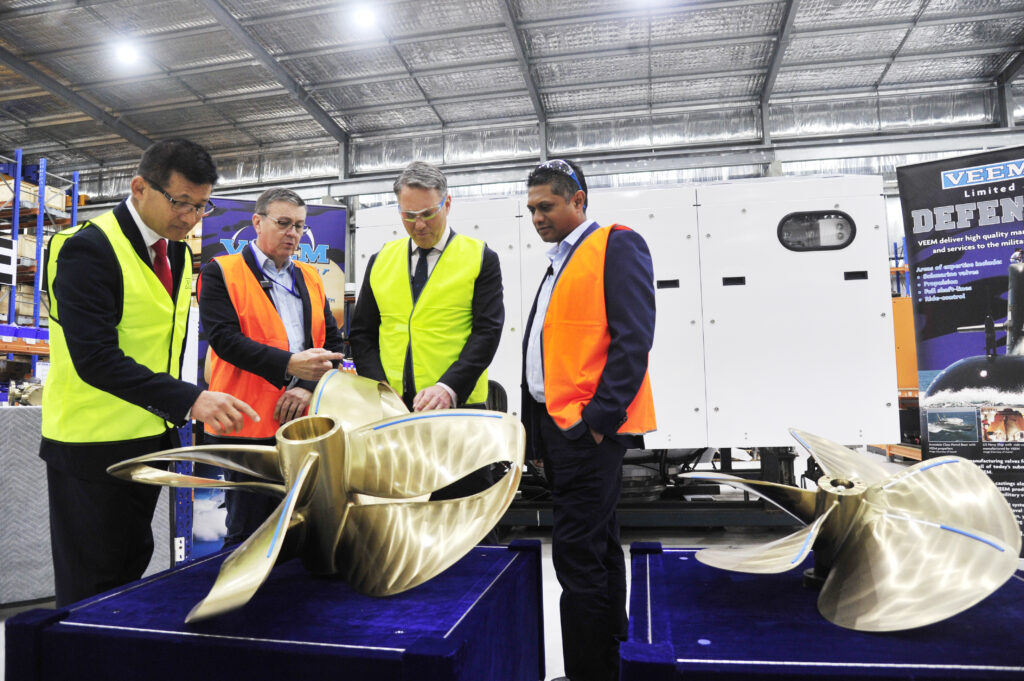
left=42, top=210, right=192, bottom=442
left=370, top=234, right=488, bottom=404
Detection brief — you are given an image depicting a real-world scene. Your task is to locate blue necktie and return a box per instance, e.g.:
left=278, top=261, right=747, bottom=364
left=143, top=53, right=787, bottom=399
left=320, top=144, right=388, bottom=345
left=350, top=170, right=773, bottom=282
left=411, top=247, right=430, bottom=302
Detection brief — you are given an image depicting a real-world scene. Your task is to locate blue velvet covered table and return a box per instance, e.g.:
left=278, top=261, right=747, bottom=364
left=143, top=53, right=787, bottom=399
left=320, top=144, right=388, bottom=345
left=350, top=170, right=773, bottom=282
left=7, top=540, right=544, bottom=681
left=622, top=542, right=1024, bottom=680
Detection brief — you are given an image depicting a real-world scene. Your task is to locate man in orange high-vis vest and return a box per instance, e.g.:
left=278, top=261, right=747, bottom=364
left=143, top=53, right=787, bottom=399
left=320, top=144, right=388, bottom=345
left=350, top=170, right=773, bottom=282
left=199, top=187, right=345, bottom=546
left=522, top=160, right=656, bottom=681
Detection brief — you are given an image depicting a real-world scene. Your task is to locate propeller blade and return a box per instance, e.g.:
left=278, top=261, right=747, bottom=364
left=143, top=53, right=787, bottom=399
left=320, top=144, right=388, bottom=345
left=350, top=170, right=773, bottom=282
left=185, top=451, right=320, bottom=623
left=866, top=456, right=1022, bottom=553
left=337, top=462, right=523, bottom=596
left=311, top=370, right=408, bottom=431
left=789, top=429, right=890, bottom=487
left=817, top=501, right=1020, bottom=631
left=679, top=472, right=819, bottom=524
left=694, top=502, right=837, bottom=573
left=345, top=410, right=525, bottom=499
left=107, top=445, right=285, bottom=496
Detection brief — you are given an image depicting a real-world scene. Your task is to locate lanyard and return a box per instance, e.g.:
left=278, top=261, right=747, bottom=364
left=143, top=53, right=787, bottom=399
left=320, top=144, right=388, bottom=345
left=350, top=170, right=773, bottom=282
left=252, top=243, right=300, bottom=298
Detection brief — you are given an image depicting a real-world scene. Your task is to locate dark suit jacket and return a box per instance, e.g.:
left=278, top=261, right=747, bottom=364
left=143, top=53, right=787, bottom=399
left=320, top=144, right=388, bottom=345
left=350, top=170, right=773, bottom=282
left=40, top=199, right=202, bottom=479
left=198, top=244, right=345, bottom=398
left=349, top=231, right=504, bottom=405
left=521, top=221, right=656, bottom=455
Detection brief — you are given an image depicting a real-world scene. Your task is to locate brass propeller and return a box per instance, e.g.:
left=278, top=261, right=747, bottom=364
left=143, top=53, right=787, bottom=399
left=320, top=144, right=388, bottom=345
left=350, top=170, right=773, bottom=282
left=107, top=371, right=525, bottom=622
left=680, top=428, right=1022, bottom=631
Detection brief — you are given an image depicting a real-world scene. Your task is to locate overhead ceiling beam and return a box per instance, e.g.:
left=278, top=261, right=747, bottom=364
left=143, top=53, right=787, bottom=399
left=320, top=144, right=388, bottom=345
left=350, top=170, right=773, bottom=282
left=538, top=68, right=765, bottom=93
left=783, top=44, right=1024, bottom=70
left=0, top=86, right=49, bottom=103
left=0, top=44, right=153, bottom=149
left=74, top=59, right=263, bottom=91
left=370, top=24, right=445, bottom=129
left=874, top=0, right=933, bottom=91
left=0, top=109, right=106, bottom=165
left=197, top=0, right=348, bottom=145
left=760, top=0, right=799, bottom=144
left=996, top=51, right=1024, bottom=128
left=276, top=26, right=508, bottom=63
left=339, top=90, right=524, bottom=116
left=998, top=50, right=1024, bottom=87
left=532, top=34, right=777, bottom=65
left=27, top=19, right=503, bottom=64
left=794, top=9, right=1024, bottom=37
left=497, top=0, right=546, bottom=129
left=0, top=0, right=123, bottom=20
left=308, top=58, right=520, bottom=92
left=515, top=0, right=781, bottom=30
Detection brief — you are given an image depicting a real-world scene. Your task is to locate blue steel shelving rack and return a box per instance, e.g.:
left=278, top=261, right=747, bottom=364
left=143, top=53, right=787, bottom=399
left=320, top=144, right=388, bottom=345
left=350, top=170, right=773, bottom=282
left=0, top=149, right=79, bottom=375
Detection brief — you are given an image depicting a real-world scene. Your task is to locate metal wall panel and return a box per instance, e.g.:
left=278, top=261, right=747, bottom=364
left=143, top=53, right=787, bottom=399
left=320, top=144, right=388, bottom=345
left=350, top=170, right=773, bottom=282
left=588, top=187, right=708, bottom=448
left=697, top=175, right=898, bottom=446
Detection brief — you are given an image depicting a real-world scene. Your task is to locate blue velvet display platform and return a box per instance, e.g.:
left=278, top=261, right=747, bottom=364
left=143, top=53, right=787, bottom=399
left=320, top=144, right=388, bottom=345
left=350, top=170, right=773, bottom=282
left=622, top=543, right=1024, bottom=680
left=7, top=540, right=543, bottom=681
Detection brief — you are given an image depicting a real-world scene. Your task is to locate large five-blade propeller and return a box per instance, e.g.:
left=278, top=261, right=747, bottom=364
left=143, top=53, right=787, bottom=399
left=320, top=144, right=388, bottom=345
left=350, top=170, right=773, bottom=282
left=108, top=371, right=524, bottom=622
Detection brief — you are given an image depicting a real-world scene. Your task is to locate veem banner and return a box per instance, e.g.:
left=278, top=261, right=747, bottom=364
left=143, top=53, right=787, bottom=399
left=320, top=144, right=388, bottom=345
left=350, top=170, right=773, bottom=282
left=201, top=197, right=347, bottom=330
left=898, top=146, right=1024, bottom=542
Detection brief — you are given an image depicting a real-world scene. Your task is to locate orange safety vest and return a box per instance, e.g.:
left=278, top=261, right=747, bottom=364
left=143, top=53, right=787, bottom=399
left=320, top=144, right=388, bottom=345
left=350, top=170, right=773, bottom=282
left=202, top=252, right=327, bottom=438
left=543, top=224, right=656, bottom=435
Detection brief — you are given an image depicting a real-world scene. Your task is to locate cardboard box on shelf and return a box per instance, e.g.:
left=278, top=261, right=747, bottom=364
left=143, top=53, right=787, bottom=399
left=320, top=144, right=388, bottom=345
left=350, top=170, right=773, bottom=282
left=1, top=174, right=34, bottom=211
left=65, top=193, right=88, bottom=209
left=16, top=233, right=36, bottom=260
left=0, top=174, right=68, bottom=214
left=14, top=283, right=47, bottom=319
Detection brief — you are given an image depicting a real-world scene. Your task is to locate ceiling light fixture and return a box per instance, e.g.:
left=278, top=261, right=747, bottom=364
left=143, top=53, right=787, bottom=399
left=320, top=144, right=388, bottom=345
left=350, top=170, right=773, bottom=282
left=114, top=42, right=139, bottom=64
left=353, top=7, right=376, bottom=28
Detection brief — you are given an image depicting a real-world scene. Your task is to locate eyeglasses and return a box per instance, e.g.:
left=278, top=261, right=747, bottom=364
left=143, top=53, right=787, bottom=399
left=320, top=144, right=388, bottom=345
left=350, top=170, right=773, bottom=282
left=258, top=214, right=306, bottom=234
left=399, top=195, right=448, bottom=223
left=144, top=178, right=216, bottom=217
left=534, top=159, right=583, bottom=193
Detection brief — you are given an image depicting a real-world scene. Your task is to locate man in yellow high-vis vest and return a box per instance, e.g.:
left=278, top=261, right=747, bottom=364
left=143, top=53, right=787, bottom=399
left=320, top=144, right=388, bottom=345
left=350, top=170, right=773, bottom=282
left=350, top=161, right=504, bottom=412
left=350, top=161, right=505, bottom=515
left=41, top=139, right=259, bottom=606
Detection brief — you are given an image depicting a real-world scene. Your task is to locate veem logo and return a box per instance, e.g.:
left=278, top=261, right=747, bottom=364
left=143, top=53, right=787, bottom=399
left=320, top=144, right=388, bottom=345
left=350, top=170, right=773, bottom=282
left=941, top=159, right=1024, bottom=190
left=218, top=231, right=330, bottom=263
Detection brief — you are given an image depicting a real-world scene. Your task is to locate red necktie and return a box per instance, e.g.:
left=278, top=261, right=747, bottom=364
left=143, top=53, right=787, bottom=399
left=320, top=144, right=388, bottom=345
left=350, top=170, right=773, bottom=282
left=152, top=238, right=173, bottom=296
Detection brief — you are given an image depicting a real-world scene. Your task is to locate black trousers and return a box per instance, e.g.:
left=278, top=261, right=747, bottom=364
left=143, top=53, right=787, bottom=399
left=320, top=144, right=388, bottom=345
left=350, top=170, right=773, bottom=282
left=204, top=434, right=279, bottom=547
left=46, top=464, right=161, bottom=607
left=539, top=409, right=627, bottom=681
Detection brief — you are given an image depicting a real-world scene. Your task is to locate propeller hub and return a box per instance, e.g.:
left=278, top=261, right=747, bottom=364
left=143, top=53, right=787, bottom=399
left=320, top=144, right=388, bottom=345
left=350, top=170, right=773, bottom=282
left=817, top=476, right=866, bottom=496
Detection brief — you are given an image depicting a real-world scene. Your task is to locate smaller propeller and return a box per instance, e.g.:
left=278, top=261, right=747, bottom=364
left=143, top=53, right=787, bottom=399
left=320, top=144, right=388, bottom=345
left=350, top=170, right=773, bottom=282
left=680, top=429, right=1022, bottom=631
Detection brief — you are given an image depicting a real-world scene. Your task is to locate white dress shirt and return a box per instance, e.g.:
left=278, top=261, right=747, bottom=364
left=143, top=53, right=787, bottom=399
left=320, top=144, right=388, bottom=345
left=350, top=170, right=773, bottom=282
left=410, top=225, right=451, bottom=276
left=125, top=197, right=168, bottom=267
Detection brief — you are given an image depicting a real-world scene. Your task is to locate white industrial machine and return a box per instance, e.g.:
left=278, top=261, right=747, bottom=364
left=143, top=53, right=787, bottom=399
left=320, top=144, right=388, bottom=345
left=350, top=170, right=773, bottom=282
left=353, top=175, right=899, bottom=449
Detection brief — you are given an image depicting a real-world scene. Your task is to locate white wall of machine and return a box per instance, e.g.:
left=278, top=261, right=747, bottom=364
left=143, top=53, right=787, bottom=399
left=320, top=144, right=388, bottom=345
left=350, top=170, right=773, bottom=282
left=353, top=175, right=899, bottom=449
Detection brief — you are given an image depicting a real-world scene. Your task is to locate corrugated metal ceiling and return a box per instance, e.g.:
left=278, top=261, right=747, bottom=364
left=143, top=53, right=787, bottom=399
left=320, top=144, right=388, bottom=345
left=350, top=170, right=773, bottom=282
left=0, top=0, right=1020, bottom=192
